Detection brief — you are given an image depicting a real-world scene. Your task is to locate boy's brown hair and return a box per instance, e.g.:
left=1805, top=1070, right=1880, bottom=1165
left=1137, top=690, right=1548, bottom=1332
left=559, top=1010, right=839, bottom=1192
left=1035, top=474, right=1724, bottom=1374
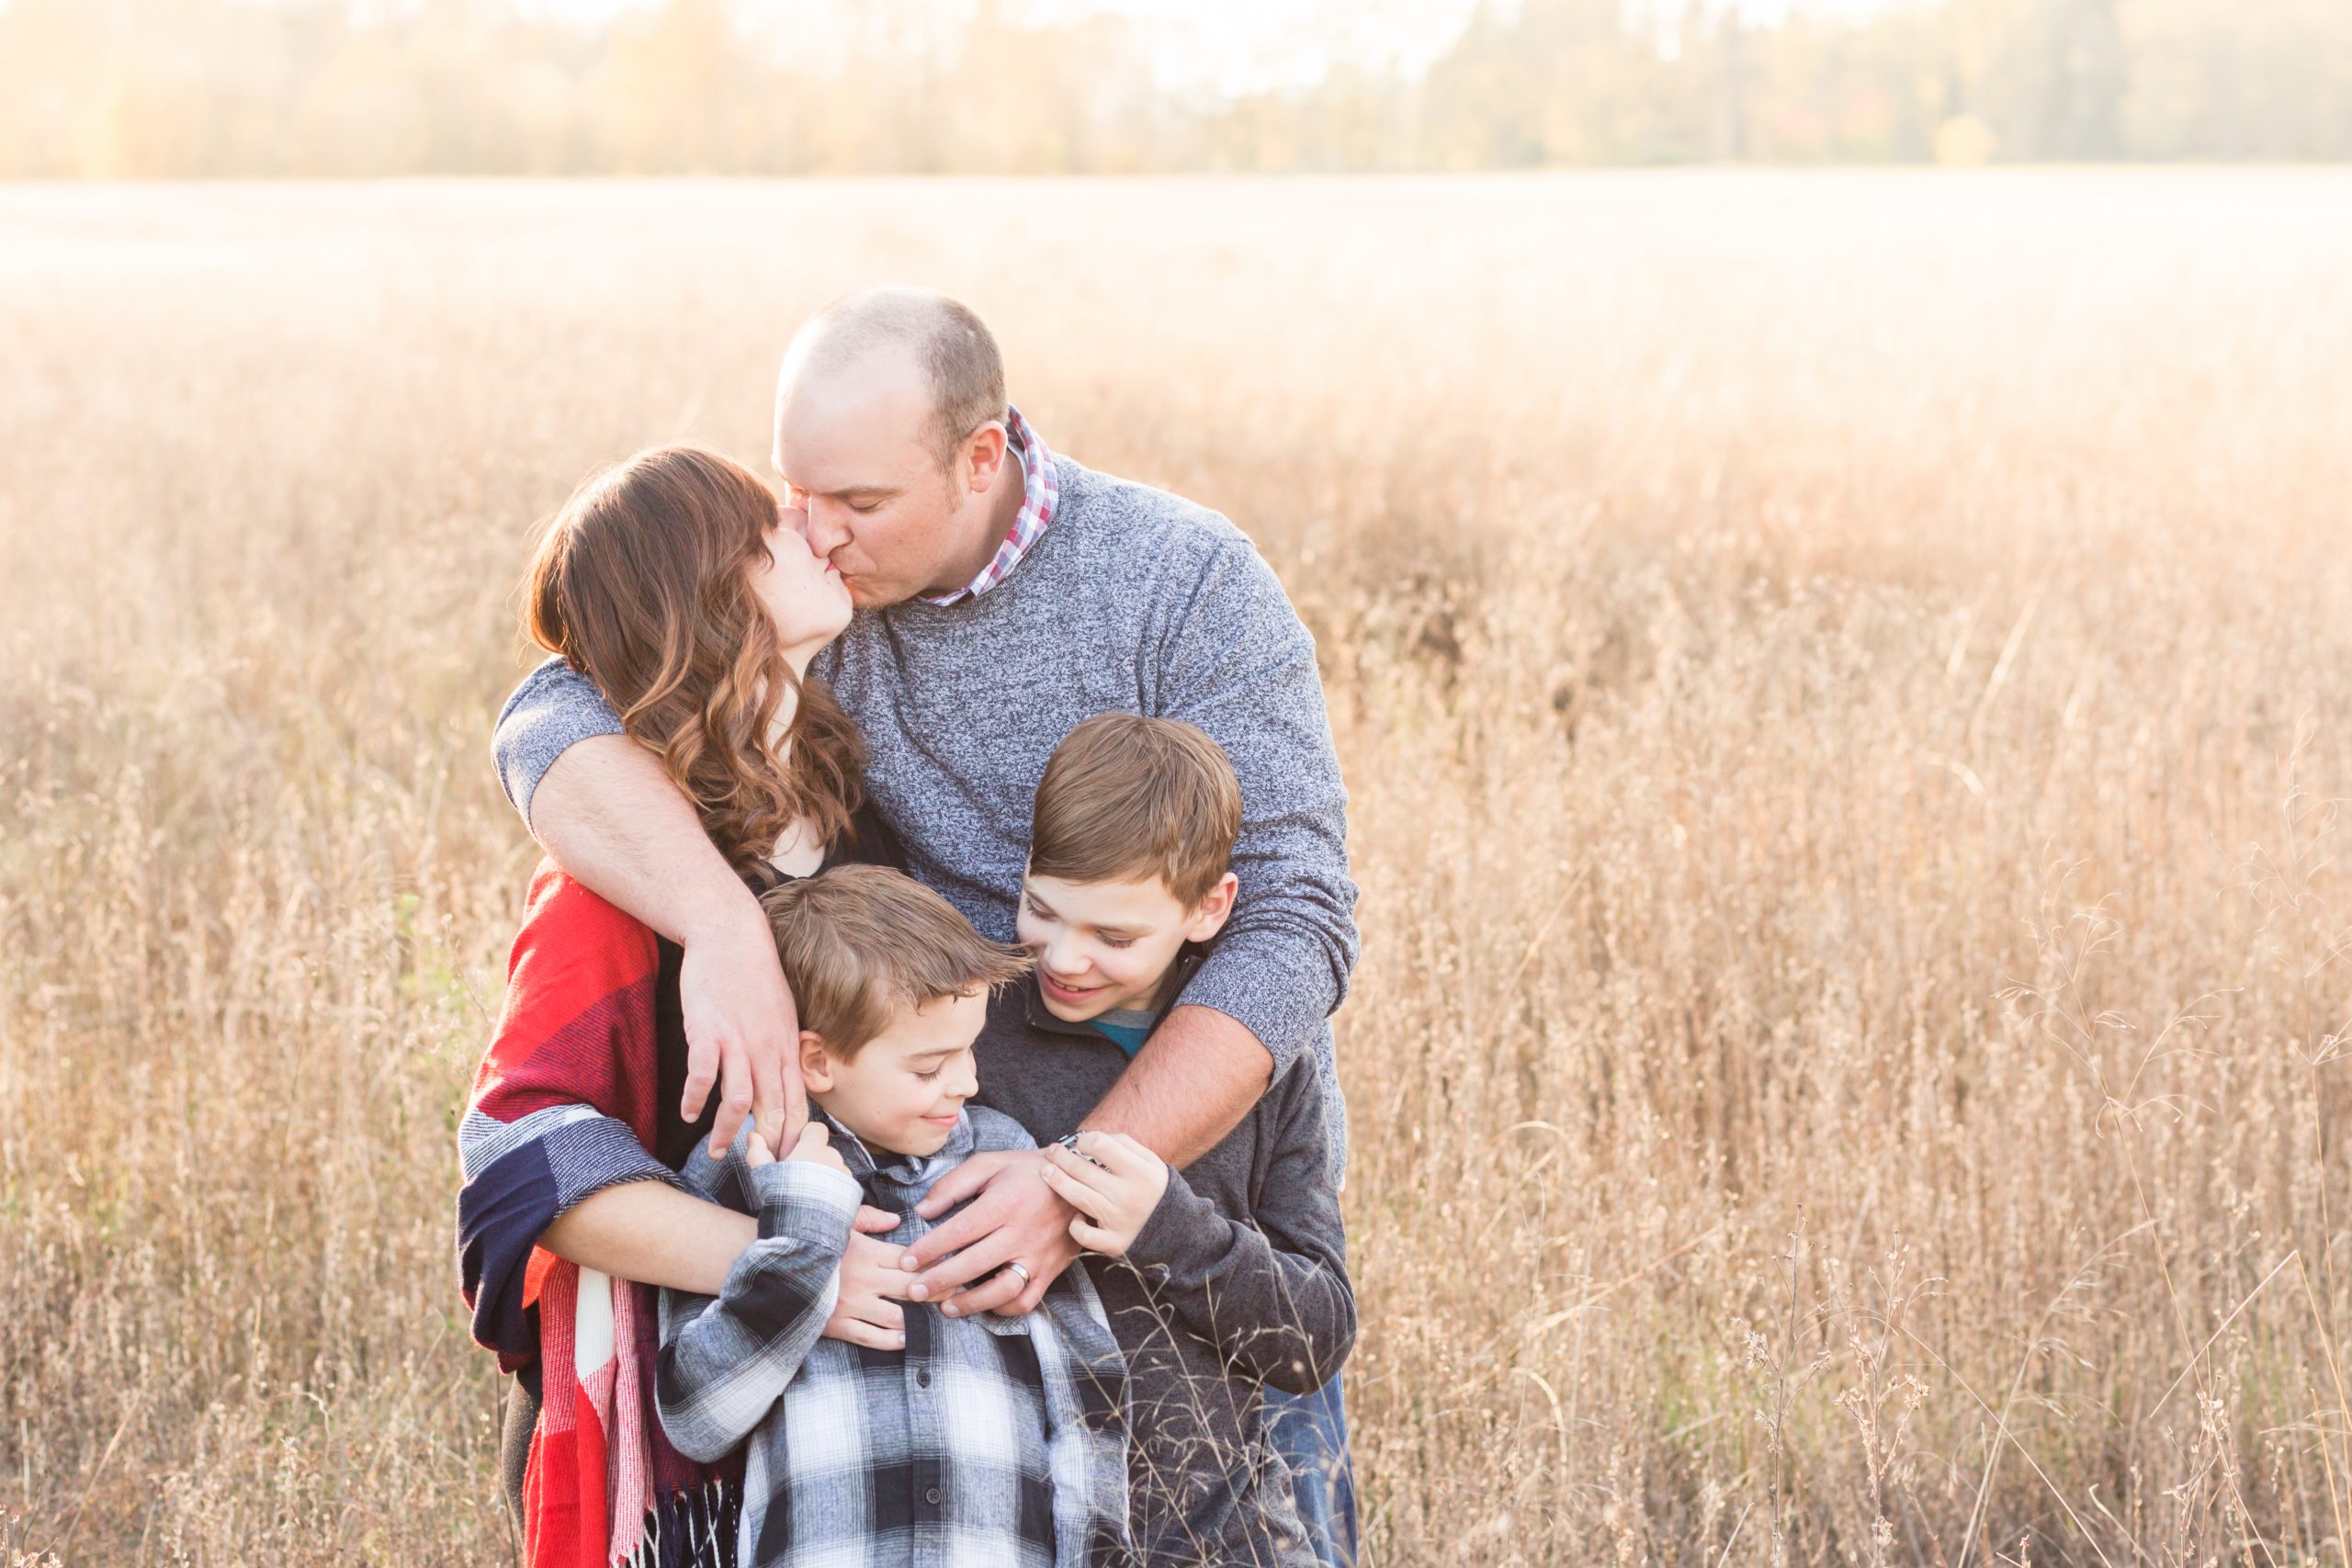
left=760, top=864, right=1030, bottom=1057
left=1028, top=713, right=1242, bottom=906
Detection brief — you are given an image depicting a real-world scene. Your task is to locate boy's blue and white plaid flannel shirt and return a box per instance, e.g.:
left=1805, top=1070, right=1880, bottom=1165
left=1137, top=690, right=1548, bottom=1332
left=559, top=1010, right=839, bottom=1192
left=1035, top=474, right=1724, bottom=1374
left=655, top=1105, right=1133, bottom=1568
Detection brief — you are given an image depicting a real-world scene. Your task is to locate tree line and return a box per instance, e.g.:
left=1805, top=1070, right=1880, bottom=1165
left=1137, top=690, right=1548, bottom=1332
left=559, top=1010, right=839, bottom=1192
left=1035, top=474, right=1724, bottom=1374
left=1, top=0, right=2345, bottom=177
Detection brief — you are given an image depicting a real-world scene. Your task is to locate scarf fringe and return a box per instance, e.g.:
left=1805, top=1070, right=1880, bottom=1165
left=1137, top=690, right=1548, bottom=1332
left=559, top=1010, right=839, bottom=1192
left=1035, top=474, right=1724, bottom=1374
left=619, top=1477, right=741, bottom=1568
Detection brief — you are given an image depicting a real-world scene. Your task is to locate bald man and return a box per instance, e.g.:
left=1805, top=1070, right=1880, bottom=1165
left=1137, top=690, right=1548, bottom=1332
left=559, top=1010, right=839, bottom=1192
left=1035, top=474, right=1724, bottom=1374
left=490, top=288, right=1361, bottom=1562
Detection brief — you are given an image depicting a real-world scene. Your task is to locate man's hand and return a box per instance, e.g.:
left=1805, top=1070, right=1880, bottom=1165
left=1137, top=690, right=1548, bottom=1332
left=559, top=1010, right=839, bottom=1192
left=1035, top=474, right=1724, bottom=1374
left=678, top=905, right=807, bottom=1157
left=824, top=1213, right=914, bottom=1350
left=900, top=1149, right=1084, bottom=1318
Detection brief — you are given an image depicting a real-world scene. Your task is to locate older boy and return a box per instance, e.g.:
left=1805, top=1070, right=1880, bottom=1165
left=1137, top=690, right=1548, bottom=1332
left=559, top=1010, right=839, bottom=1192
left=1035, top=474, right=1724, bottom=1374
left=655, top=865, right=1131, bottom=1568
left=974, top=714, right=1355, bottom=1568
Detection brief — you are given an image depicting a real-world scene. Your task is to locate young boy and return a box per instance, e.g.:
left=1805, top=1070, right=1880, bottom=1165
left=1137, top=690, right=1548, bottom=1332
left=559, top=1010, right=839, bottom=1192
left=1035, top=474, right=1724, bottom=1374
left=655, top=863, right=1132, bottom=1568
left=974, top=713, right=1356, bottom=1568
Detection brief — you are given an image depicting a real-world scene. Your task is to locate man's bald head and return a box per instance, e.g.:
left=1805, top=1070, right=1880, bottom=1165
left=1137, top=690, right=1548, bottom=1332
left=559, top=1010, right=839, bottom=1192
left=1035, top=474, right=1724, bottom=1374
left=779, top=287, right=1007, bottom=471
left=771, top=288, right=1027, bottom=610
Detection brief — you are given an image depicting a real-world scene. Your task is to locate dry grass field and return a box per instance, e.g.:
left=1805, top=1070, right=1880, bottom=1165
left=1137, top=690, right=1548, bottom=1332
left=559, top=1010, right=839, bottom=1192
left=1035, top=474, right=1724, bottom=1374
left=6, top=170, right=2352, bottom=1567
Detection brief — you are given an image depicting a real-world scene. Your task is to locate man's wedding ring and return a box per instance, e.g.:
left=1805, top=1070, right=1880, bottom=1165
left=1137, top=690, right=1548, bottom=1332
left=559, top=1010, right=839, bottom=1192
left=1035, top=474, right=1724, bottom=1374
left=1005, top=1261, right=1032, bottom=1285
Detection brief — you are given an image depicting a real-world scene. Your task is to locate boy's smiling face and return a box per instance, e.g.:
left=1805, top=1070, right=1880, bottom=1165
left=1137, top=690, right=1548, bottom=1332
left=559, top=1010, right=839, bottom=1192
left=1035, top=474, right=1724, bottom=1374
left=1017, top=869, right=1238, bottom=1024
left=801, top=989, right=988, bottom=1156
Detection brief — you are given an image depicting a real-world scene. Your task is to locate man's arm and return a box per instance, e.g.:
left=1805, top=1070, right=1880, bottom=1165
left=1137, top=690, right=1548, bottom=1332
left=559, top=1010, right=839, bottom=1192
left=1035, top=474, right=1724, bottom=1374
left=903, top=530, right=1357, bottom=1315
left=1152, top=534, right=1359, bottom=1081
left=899, top=1008, right=1272, bottom=1316
left=1085, top=1004, right=1270, bottom=1166
left=495, top=659, right=801, bottom=1155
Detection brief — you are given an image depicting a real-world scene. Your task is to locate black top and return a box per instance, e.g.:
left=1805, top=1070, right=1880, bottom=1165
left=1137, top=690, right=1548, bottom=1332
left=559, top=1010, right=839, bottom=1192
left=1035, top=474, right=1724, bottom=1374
left=970, top=967, right=1354, bottom=1568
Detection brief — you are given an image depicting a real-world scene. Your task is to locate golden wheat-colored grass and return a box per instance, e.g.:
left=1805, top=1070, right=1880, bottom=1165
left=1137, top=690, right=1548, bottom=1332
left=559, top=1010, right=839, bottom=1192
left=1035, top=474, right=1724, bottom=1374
left=6, top=170, right=2352, bottom=1566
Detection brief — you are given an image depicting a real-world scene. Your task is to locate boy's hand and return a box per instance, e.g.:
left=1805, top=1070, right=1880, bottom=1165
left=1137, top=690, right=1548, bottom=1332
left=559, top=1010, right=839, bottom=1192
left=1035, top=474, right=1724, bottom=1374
left=784, top=1121, right=851, bottom=1177
left=825, top=1224, right=912, bottom=1349
left=1041, top=1132, right=1170, bottom=1258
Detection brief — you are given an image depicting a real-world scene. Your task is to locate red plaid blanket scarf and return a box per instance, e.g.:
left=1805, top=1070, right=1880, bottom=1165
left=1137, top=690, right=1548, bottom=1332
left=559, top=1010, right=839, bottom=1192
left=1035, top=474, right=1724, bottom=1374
left=458, top=862, right=740, bottom=1568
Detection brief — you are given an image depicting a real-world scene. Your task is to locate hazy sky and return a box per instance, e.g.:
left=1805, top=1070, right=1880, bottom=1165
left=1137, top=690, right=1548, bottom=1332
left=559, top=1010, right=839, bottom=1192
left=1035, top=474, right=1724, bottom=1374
left=1019, top=0, right=1484, bottom=94
left=503, top=0, right=1903, bottom=94
left=513, top=0, right=1487, bottom=95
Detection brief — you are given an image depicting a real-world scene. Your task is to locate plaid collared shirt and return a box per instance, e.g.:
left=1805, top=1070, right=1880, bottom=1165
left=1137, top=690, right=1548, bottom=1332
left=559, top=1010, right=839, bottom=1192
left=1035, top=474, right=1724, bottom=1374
left=656, top=1107, right=1132, bottom=1568
left=922, top=405, right=1057, bottom=606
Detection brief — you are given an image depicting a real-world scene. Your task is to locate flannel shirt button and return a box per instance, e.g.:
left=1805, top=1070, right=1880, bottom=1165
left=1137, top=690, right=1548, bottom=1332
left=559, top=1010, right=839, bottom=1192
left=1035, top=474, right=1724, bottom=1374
left=917, top=1369, right=931, bottom=1388
left=925, top=1486, right=942, bottom=1506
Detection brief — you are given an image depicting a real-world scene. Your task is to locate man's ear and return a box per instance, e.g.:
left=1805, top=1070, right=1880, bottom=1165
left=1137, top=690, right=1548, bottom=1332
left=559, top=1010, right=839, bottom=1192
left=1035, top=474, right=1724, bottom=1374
left=1186, top=872, right=1239, bottom=943
left=797, top=1029, right=836, bottom=1093
left=960, top=421, right=1010, bottom=495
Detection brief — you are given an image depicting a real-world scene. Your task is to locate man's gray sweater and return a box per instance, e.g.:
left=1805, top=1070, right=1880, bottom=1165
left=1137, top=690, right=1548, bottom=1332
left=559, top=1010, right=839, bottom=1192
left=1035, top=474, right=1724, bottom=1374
left=493, top=455, right=1358, bottom=1164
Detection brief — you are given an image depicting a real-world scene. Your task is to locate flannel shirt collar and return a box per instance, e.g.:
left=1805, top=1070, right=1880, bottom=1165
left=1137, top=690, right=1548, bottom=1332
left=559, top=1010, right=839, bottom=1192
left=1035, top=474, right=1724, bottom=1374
left=920, top=404, right=1057, bottom=607
left=811, top=1103, right=975, bottom=1200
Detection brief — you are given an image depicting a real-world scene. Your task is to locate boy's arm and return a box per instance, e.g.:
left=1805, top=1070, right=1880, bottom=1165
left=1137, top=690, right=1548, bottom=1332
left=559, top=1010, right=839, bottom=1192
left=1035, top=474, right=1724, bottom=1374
left=494, top=656, right=802, bottom=1158
left=654, top=1147, right=865, bottom=1462
left=1119, top=1072, right=1355, bottom=1394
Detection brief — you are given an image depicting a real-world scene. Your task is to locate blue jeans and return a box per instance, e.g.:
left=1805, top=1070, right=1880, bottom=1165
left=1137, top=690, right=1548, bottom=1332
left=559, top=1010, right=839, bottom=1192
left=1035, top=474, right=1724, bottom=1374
left=1264, top=1374, right=1359, bottom=1568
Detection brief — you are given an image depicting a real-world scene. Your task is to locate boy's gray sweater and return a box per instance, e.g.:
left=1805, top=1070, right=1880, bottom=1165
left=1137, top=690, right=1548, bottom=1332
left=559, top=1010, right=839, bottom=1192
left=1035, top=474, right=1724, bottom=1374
left=973, top=974, right=1354, bottom=1568
left=494, top=455, right=1358, bottom=1167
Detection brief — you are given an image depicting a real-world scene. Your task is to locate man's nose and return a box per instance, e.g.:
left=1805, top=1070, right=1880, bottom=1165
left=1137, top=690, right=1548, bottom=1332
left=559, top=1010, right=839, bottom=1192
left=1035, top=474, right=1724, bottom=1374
left=803, top=498, right=851, bottom=557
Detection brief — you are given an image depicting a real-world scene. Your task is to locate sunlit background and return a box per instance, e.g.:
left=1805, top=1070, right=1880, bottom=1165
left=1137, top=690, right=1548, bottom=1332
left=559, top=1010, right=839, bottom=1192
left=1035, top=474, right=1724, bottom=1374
left=0, top=0, right=2346, bottom=176
left=8, top=4, right=2352, bottom=1567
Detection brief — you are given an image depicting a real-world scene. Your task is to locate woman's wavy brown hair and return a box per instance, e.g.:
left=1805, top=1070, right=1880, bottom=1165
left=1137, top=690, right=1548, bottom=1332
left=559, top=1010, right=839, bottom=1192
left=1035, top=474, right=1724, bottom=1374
left=524, top=445, right=864, bottom=874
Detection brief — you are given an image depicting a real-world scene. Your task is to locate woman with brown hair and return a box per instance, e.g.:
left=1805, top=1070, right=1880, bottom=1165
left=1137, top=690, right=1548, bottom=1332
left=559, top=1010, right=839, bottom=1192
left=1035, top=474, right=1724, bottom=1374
left=456, top=446, right=894, bottom=1568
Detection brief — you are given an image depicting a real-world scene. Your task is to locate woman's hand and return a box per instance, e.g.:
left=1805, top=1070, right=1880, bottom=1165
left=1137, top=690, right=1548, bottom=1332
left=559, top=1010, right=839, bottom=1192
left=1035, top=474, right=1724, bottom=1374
left=1040, top=1132, right=1170, bottom=1258
left=678, top=900, right=808, bottom=1157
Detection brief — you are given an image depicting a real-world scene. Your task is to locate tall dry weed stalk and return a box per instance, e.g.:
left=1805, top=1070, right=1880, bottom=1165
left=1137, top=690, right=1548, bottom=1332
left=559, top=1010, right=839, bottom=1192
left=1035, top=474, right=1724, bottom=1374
left=4, top=171, right=2351, bottom=1564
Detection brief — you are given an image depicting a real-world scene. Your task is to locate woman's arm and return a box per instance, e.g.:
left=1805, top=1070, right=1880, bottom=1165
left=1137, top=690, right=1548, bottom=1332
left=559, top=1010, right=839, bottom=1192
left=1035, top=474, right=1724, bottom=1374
left=458, top=864, right=752, bottom=1357
left=542, top=1180, right=756, bottom=1297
